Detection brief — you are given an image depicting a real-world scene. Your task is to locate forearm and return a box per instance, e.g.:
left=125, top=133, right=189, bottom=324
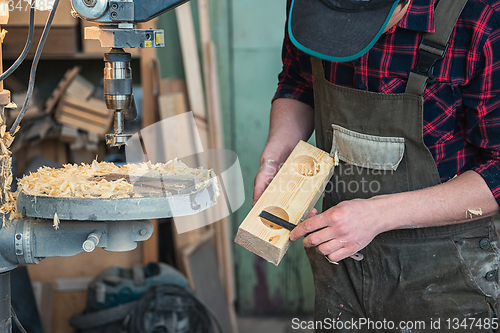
left=252, top=98, right=314, bottom=204
left=374, top=170, right=500, bottom=233
left=291, top=169, right=500, bottom=262
left=261, top=98, right=315, bottom=164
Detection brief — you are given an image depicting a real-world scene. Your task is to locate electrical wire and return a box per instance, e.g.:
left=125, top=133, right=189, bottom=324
left=11, top=306, right=28, bottom=333
left=125, top=284, right=223, bottom=333
left=9, top=0, right=61, bottom=136
left=0, top=0, right=35, bottom=83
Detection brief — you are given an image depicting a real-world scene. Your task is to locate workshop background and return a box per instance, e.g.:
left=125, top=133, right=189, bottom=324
left=6, top=0, right=499, bottom=332
left=1, top=0, right=317, bottom=332
left=158, top=0, right=318, bottom=319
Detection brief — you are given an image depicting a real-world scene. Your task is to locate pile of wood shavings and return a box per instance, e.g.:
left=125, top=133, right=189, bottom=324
left=0, top=121, right=20, bottom=223
left=18, top=159, right=217, bottom=199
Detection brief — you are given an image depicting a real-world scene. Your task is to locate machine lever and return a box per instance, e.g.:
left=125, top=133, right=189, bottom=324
left=82, top=230, right=102, bottom=253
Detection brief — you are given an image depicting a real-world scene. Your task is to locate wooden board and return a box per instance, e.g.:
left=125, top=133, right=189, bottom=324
left=31, top=281, right=53, bottom=333
left=3, top=26, right=78, bottom=58
left=159, top=78, right=188, bottom=97
left=194, top=115, right=209, bottom=153
left=64, top=74, right=94, bottom=100
left=202, top=41, right=236, bottom=310
left=55, top=95, right=112, bottom=135
left=157, top=81, right=212, bottom=269
left=175, top=3, right=206, bottom=120
left=51, top=291, right=87, bottom=333
left=0, top=2, right=9, bottom=25
left=138, top=20, right=160, bottom=265
left=158, top=92, right=186, bottom=119
left=196, top=1, right=237, bottom=319
left=45, top=66, right=81, bottom=114
left=181, top=232, right=234, bottom=333
left=235, top=141, right=335, bottom=265
left=27, top=248, right=143, bottom=333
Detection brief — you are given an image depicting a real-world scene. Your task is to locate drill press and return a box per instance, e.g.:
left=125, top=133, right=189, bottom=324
left=0, top=1, right=214, bottom=332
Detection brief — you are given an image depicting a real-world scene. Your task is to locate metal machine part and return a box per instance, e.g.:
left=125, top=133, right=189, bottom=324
left=106, top=110, right=132, bottom=146
left=104, top=49, right=132, bottom=111
left=72, top=0, right=170, bottom=49
left=83, top=229, right=102, bottom=252
left=85, top=26, right=165, bottom=49
left=0, top=216, right=154, bottom=273
left=103, top=48, right=137, bottom=147
left=16, top=176, right=218, bottom=221
left=2, top=173, right=217, bottom=277
left=71, top=0, right=189, bottom=23
left=70, top=0, right=187, bottom=147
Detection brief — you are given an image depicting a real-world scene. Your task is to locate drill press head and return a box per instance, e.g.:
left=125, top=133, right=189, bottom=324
left=70, top=0, right=188, bottom=147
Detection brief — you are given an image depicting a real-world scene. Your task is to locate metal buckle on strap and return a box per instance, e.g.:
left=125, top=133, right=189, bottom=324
left=410, top=40, right=448, bottom=84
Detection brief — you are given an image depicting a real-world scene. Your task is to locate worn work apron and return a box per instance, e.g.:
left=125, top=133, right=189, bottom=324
left=306, top=0, right=500, bottom=331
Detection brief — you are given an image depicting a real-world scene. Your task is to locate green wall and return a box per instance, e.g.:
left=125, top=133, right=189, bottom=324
left=157, top=0, right=315, bottom=315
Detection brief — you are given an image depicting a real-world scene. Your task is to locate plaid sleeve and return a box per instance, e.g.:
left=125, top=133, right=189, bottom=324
left=272, top=0, right=314, bottom=108
left=463, top=28, right=500, bottom=206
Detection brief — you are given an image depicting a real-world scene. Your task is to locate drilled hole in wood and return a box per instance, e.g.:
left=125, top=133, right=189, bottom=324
left=293, top=155, right=320, bottom=176
left=260, top=206, right=289, bottom=230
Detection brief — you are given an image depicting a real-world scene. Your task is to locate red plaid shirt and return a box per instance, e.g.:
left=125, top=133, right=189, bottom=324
left=273, top=0, right=500, bottom=205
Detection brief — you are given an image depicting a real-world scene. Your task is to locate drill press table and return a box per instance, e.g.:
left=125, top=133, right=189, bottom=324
left=16, top=174, right=218, bottom=221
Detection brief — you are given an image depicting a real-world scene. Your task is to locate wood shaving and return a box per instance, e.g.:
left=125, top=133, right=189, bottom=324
left=0, top=119, right=19, bottom=222
left=11, top=125, right=20, bottom=135
left=466, top=208, right=483, bottom=219
left=53, top=212, right=60, bottom=230
left=325, top=256, right=339, bottom=265
left=0, top=29, right=7, bottom=43
left=4, top=132, right=14, bottom=148
left=333, top=151, right=339, bottom=166
left=18, top=159, right=217, bottom=199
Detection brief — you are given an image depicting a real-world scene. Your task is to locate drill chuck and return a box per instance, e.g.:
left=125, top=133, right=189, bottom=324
left=103, top=49, right=132, bottom=111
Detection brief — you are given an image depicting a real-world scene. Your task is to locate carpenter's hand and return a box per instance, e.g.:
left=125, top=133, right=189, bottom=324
left=289, top=199, right=386, bottom=262
left=252, top=159, right=281, bottom=206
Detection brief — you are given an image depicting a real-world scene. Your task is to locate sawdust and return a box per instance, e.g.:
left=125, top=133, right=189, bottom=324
left=0, top=115, right=20, bottom=221
left=0, top=29, right=7, bottom=44
left=18, top=159, right=217, bottom=199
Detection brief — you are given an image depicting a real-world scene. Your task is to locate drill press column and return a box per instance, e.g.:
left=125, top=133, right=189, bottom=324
left=0, top=273, right=10, bottom=333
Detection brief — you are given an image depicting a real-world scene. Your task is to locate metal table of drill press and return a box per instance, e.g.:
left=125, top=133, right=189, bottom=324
left=0, top=177, right=218, bottom=332
left=16, top=177, right=218, bottom=221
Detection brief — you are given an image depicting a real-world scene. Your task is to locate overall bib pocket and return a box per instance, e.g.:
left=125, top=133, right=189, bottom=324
left=331, top=124, right=405, bottom=171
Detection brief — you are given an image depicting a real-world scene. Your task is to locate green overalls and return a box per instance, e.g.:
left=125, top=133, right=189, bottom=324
left=307, top=0, right=500, bottom=331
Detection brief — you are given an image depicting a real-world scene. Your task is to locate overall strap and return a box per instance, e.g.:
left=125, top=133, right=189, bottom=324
left=405, top=0, right=468, bottom=96
left=311, top=56, right=325, bottom=80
